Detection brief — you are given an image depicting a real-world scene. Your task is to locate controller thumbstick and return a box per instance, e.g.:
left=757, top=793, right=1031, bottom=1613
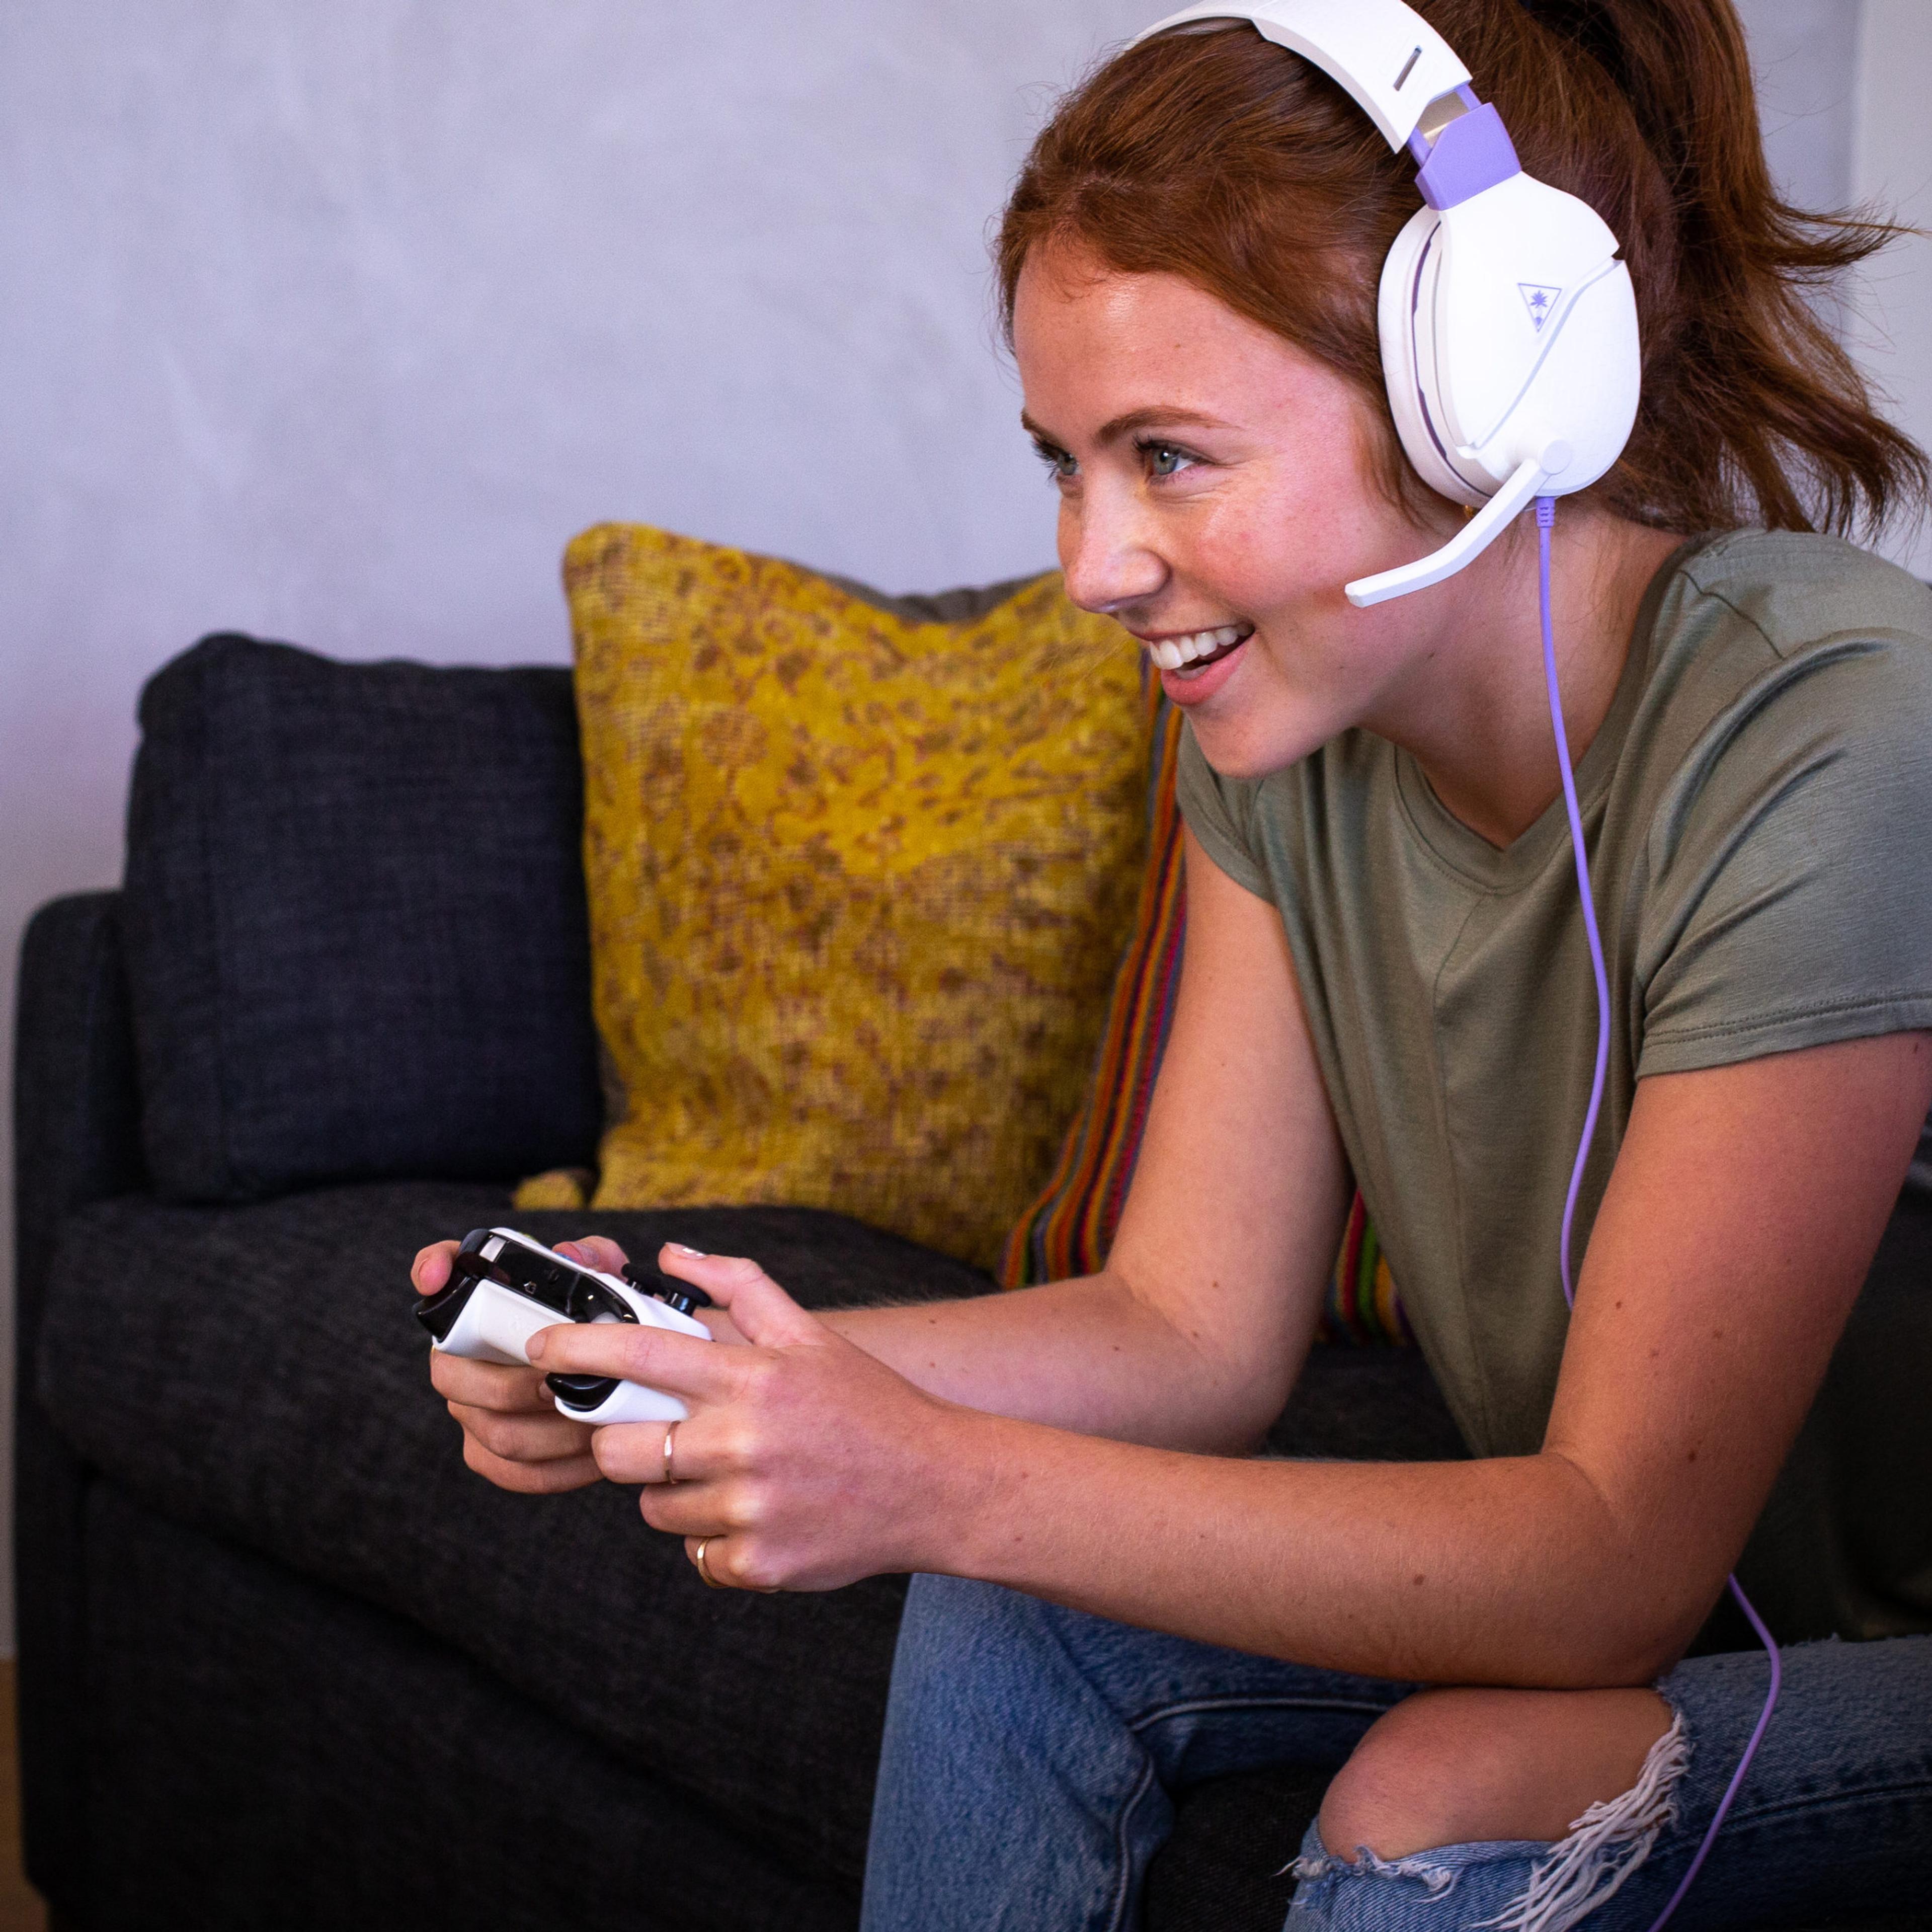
left=623, top=1261, right=713, bottom=1318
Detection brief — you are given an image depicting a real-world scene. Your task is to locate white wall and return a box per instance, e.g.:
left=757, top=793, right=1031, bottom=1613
left=0, top=1, right=1893, bottom=1656
left=1849, top=0, right=1932, bottom=575
left=1745, top=0, right=1863, bottom=211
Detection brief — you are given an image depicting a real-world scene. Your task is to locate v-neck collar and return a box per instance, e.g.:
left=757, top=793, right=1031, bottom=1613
left=1391, top=536, right=1713, bottom=892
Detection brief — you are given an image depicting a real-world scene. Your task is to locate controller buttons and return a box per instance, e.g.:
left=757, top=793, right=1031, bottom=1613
left=622, top=1262, right=714, bottom=1319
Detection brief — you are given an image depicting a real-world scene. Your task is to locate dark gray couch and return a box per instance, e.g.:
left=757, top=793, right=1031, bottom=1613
left=15, top=634, right=1931, bottom=1931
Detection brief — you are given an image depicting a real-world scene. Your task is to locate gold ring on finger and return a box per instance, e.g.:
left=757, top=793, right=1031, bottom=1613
left=693, top=1538, right=723, bottom=1588
left=662, top=1420, right=679, bottom=1485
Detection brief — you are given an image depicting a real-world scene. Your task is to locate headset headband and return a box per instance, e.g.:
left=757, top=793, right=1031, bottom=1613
left=1133, top=2, right=1521, bottom=210
left=1135, top=0, right=1466, bottom=148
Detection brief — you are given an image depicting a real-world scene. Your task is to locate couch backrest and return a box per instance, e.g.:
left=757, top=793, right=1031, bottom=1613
left=122, top=634, right=603, bottom=1201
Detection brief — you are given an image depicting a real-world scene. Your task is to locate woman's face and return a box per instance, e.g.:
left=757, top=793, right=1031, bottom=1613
left=1012, top=240, right=1462, bottom=780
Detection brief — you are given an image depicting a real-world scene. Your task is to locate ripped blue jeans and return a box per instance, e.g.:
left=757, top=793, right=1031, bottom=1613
left=858, top=1575, right=1932, bottom=1932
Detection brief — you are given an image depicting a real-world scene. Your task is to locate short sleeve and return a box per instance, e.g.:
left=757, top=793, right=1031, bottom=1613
left=1174, top=719, right=1273, bottom=902
left=1637, top=634, right=1932, bottom=1076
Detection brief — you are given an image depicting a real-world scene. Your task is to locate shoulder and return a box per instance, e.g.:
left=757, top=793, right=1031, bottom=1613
left=1174, top=717, right=1271, bottom=897
left=1634, top=531, right=1932, bottom=791
left=1629, top=534, right=1932, bottom=1067
left=1659, top=528, right=1932, bottom=675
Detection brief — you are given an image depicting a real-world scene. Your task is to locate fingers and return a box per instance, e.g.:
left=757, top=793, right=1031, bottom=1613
left=430, top=1350, right=600, bottom=1490
left=412, top=1239, right=459, bottom=1295
left=636, top=1469, right=759, bottom=1553
left=597, top=1419, right=742, bottom=1527
left=428, top=1350, right=557, bottom=1414
left=461, top=1432, right=602, bottom=1494
left=448, top=1398, right=596, bottom=1468
left=414, top=1233, right=633, bottom=1300
left=696, top=1304, right=750, bottom=1346
left=653, top=1248, right=824, bottom=1350
left=591, top=1419, right=686, bottom=1486
left=685, top=1535, right=780, bottom=1593
left=527, top=1321, right=742, bottom=1403
left=606, top=1425, right=783, bottom=1594
left=420, top=1233, right=632, bottom=1497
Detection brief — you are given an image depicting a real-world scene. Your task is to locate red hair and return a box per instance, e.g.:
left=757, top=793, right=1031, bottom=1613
left=997, top=0, right=1927, bottom=541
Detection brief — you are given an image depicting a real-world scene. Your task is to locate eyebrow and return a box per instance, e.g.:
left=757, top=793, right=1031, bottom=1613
left=1020, top=406, right=1236, bottom=448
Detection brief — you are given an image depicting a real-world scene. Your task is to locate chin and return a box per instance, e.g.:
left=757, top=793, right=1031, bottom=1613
left=1184, top=696, right=1337, bottom=784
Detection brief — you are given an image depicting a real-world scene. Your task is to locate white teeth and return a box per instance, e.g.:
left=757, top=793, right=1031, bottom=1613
left=1147, top=624, right=1250, bottom=670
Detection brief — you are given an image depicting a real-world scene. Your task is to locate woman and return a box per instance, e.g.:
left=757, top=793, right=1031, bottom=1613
left=415, top=3, right=1932, bottom=1925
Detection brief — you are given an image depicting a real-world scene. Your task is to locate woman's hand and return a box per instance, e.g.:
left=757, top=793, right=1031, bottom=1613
left=528, top=1248, right=977, bottom=1592
left=410, top=1236, right=611, bottom=1493
left=411, top=1234, right=753, bottom=1493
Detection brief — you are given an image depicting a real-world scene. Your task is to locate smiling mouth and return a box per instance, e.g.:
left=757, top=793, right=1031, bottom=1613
left=1140, top=623, right=1253, bottom=675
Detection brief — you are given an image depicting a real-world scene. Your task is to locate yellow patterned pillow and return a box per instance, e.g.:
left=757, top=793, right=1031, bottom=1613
left=521, top=524, right=1155, bottom=1271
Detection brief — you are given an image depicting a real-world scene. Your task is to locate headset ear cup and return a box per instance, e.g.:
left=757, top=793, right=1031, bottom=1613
left=1429, top=174, right=1640, bottom=494
left=1499, top=264, right=1642, bottom=496
left=1379, top=208, right=1488, bottom=510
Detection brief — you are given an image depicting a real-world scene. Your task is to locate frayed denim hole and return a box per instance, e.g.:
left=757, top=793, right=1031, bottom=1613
left=1285, top=1843, right=1458, bottom=1898
left=1280, top=1813, right=1327, bottom=1881
left=1475, top=1707, right=1692, bottom=1932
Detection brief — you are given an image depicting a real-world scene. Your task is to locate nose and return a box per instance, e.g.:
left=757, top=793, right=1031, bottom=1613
left=1057, top=480, right=1168, bottom=618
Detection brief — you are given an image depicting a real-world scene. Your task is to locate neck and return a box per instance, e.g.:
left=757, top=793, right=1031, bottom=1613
left=1371, top=507, right=1685, bottom=849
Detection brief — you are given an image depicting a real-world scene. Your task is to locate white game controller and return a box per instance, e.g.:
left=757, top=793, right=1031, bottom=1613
left=415, top=1226, right=711, bottom=1424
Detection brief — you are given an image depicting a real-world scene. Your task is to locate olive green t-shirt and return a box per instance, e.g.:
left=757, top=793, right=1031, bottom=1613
left=1175, top=530, right=1932, bottom=1471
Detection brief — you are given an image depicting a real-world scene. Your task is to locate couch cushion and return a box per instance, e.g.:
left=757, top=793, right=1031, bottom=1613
left=552, top=524, right=1155, bottom=1272
left=122, top=636, right=603, bottom=1201
left=38, top=1183, right=991, bottom=1886
left=83, top=1486, right=859, bottom=1932
left=996, top=696, right=1187, bottom=1291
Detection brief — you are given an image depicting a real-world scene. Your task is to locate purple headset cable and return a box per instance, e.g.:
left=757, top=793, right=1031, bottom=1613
left=1535, top=495, right=1781, bottom=1931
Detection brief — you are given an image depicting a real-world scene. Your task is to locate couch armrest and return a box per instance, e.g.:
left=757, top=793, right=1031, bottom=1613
left=13, top=888, right=145, bottom=1920
left=15, top=891, right=146, bottom=1316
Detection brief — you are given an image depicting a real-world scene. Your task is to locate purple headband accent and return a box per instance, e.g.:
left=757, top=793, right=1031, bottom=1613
left=1413, top=100, right=1521, bottom=209
left=1405, top=84, right=1481, bottom=167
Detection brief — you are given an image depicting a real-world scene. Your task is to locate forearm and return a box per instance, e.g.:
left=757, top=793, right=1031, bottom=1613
left=821, top=1272, right=1294, bottom=1455
left=923, top=1413, right=1692, bottom=1689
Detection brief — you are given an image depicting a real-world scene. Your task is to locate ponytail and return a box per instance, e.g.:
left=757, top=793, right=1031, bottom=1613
left=1511, top=0, right=1926, bottom=538
left=998, top=0, right=1929, bottom=544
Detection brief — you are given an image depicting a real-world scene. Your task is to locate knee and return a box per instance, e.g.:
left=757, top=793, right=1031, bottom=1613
left=1316, top=1685, right=1674, bottom=1863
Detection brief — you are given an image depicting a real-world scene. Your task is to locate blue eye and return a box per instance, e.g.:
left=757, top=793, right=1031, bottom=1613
left=1033, top=441, right=1078, bottom=482
left=1143, top=441, right=1194, bottom=478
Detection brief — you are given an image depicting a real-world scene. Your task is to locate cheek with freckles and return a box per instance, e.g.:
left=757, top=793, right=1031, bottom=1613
left=1159, top=470, right=1432, bottom=775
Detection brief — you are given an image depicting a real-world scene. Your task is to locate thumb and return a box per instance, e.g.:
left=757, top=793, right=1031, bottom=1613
left=412, top=1240, right=458, bottom=1295
left=658, top=1246, right=823, bottom=1349
left=555, top=1235, right=630, bottom=1277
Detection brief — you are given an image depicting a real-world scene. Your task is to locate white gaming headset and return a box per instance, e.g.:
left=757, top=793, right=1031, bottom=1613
left=1132, top=0, right=1643, bottom=608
